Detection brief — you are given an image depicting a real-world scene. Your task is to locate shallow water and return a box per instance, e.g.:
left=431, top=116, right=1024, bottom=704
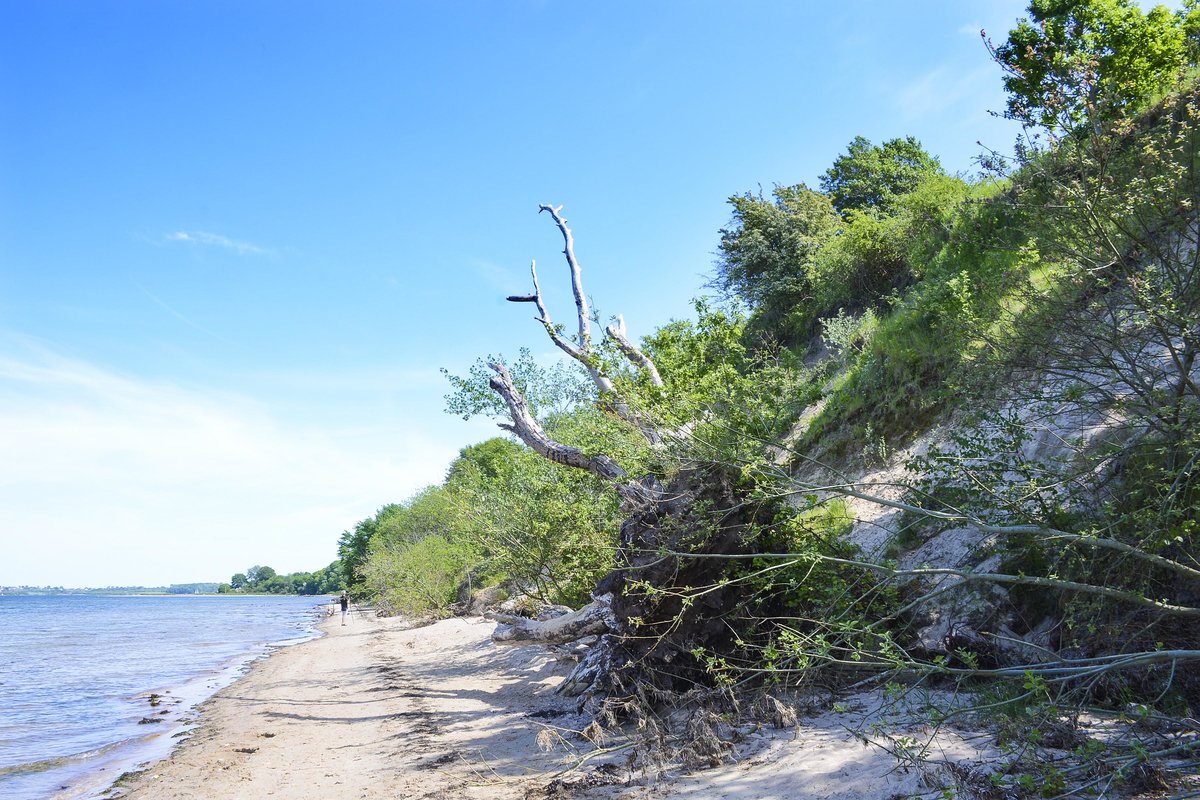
left=0, top=594, right=324, bottom=799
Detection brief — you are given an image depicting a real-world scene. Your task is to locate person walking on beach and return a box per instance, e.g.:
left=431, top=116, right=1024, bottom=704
left=339, top=592, right=349, bottom=626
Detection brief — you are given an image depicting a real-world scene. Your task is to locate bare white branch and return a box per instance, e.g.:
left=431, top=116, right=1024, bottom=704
left=522, top=260, right=616, bottom=394
left=606, top=314, right=664, bottom=387
left=539, top=204, right=592, bottom=355
left=501, top=207, right=663, bottom=445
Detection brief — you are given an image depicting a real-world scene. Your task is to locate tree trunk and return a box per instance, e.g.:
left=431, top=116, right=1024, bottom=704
left=487, top=593, right=620, bottom=646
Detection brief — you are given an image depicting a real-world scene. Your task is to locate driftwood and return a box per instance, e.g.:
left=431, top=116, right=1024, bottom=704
left=486, top=593, right=619, bottom=646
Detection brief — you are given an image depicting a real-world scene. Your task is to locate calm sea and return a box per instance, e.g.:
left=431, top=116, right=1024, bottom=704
left=0, top=594, right=324, bottom=800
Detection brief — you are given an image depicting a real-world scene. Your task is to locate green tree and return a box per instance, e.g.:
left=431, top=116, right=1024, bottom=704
left=338, top=519, right=375, bottom=597
left=252, top=565, right=276, bottom=587
left=445, top=437, right=522, bottom=485
left=365, top=533, right=475, bottom=616
left=259, top=573, right=287, bottom=593
left=642, top=300, right=751, bottom=414
left=304, top=562, right=342, bottom=594
left=448, top=433, right=621, bottom=606
left=715, top=184, right=841, bottom=311
left=819, top=135, right=943, bottom=215
left=990, top=0, right=1188, bottom=132
left=230, top=572, right=247, bottom=590
left=359, top=484, right=478, bottom=614
left=371, top=493, right=461, bottom=550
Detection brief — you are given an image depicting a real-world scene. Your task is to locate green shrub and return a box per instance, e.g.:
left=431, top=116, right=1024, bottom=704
left=364, top=534, right=475, bottom=617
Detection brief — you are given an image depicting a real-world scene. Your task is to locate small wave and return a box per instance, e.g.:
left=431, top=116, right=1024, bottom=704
left=0, top=737, right=135, bottom=778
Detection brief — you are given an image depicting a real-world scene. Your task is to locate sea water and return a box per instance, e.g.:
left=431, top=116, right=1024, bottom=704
left=0, top=594, right=324, bottom=800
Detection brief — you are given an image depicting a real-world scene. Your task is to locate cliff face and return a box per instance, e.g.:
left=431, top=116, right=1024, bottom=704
left=777, top=250, right=1200, bottom=673
left=835, top=392, right=1123, bottom=661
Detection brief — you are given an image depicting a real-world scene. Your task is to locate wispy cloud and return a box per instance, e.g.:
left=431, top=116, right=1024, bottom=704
left=164, top=230, right=272, bottom=256
left=0, top=339, right=459, bottom=586
left=892, top=64, right=997, bottom=122
left=468, top=258, right=525, bottom=296
left=135, top=282, right=236, bottom=345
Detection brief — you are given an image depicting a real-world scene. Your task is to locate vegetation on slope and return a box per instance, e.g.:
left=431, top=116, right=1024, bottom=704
left=334, top=1, right=1199, bottom=792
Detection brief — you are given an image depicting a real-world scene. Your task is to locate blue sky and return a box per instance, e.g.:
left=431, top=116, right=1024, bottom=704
left=0, top=1, right=1030, bottom=586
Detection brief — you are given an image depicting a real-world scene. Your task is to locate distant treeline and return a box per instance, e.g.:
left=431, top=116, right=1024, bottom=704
left=0, top=584, right=222, bottom=595
left=218, top=563, right=341, bottom=596
left=1, top=565, right=344, bottom=597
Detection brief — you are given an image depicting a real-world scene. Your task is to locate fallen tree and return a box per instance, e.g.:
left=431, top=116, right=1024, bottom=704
left=476, top=205, right=792, bottom=701
left=475, top=202, right=1200, bottom=712
left=450, top=42, right=1200, bottom=786
left=487, top=592, right=618, bottom=646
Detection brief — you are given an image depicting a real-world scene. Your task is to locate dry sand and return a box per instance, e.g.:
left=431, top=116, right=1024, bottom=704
left=114, top=610, right=996, bottom=800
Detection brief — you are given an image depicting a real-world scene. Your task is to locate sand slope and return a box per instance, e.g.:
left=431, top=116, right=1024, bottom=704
left=117, top=611, right=995, bottom=800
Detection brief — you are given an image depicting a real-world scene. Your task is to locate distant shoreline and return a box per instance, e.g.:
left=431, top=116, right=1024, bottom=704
left=0, top=590, right=330, bottom=597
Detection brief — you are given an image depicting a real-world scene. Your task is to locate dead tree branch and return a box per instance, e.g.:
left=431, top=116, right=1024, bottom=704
left=523, top=258, right=616, bottom=395
left=539, top=204, right=594, bottom=362
left=607, top=314, right=664, bottom=388
left=487, top=361, right=655, bottom=507
left=503, top=205, right=664, bottom=446
left=487, top=361, right=626, bottom=482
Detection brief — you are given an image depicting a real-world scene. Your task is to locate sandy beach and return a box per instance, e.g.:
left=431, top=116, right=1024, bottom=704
left=115, top=610, right=578, bottom=800
left=113, top=609, right=997, bottom=800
